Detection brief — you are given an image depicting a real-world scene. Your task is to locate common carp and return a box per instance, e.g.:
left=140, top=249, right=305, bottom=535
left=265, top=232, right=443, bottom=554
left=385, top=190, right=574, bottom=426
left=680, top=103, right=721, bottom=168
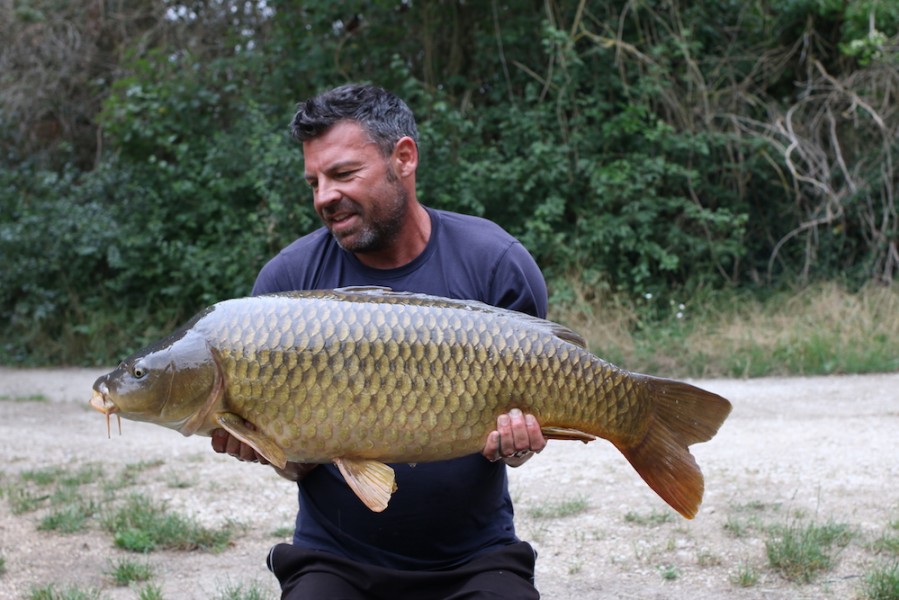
left=89, top=287, right=732, bottom=518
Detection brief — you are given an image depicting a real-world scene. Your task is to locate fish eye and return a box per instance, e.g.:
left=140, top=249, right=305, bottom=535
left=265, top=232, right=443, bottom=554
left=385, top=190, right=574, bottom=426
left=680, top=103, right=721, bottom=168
left=132, top=365, right=147, bottom=379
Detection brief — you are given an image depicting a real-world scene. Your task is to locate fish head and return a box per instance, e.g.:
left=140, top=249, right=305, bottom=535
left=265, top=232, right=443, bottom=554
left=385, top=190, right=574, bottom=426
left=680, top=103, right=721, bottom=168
left=90, top=329, right=220, bottom=433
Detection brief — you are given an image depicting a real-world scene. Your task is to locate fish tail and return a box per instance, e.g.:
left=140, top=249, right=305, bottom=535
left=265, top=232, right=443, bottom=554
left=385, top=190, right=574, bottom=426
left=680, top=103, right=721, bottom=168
left=613, top=376, right=732, bottom=519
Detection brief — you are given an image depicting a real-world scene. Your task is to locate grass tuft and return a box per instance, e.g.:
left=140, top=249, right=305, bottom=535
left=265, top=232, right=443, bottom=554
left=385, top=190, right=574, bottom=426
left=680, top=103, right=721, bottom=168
left=28, top=585, right=104, bottom=600
left=38, top=502, right=96, bottom=534
left=106, top=460, right=165, bottom=491
left=625, top=509, right=674, bottom=527
left=108, top=558, right=154, bottom=586
left=5, top=485, right=49, bottom=515
left=526, top=495, right=589, bottom=520
left=271, top=526, right=294, bottom=538
left=213, top=581, right=271, bottom=600
left=659, top=564, right=679, bottom=580
left=874, top=534, right=899, bottom=556
left=20, top=467, right=66, bottom=487
left=861, top=562, right=899, bottom=600
left=103, top=493, right=234, bottom=553
left=0, top=393, right=48, bottom=402
left=765, top=520, right=853, bottom=583
left=138, top=584, right=164, bottom=600
left=731, top=562, right=760, bottom=587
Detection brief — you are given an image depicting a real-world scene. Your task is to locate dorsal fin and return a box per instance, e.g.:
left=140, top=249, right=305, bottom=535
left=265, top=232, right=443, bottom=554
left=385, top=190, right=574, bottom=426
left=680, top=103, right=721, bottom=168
left=271, top=287, right=590, bottom=349
left=334, top=285, right=395, bottom=294
left=550, top=323, right=588, bottom=348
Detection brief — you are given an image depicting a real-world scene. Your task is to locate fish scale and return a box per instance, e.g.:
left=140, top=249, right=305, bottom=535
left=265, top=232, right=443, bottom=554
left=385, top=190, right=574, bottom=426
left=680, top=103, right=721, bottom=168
left=89, top=286, right=731, bottom=517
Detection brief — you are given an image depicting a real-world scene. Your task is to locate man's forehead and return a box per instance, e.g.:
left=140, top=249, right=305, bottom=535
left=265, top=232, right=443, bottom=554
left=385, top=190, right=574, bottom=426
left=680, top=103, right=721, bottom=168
left=304, top=121, right=377, bottom=150
left=302, top=122, right=380, bottom=172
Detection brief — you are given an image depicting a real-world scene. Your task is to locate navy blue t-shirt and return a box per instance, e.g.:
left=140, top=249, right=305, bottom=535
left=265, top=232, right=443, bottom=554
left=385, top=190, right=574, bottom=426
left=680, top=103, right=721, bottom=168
left=252, top=207, right=548, bottom=571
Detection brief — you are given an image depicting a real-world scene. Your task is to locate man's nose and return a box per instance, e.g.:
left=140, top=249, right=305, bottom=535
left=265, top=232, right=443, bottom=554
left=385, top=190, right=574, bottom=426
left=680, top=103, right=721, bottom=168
left=313, top=179, right=341, bottom=211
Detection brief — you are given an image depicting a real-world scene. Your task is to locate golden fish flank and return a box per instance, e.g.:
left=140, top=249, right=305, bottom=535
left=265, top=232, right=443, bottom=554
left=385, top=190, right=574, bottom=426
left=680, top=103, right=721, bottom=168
left=89, top=286, right=732, bottom=517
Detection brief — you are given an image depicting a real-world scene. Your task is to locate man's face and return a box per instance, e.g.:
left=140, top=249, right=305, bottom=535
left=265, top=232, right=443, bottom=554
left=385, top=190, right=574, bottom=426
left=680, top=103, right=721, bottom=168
left=302, top=120, right=407, bottom=254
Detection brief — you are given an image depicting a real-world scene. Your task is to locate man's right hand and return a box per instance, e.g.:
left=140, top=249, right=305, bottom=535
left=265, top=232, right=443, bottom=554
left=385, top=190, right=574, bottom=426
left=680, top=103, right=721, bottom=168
left=211, top=427, right=317, bottom=482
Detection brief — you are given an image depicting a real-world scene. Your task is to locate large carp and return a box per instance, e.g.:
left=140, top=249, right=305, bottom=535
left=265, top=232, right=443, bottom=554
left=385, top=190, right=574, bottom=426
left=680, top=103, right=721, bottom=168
left=90, top=287, right=731, bottom=518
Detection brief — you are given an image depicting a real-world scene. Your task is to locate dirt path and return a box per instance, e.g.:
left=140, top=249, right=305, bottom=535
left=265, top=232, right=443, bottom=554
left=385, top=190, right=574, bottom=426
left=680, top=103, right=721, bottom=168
left=0, top=368, right=897, bottom=599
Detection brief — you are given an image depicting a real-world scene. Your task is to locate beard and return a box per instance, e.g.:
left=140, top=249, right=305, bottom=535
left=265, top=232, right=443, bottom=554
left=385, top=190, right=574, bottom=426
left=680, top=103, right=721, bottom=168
left=323, top=182, right=409, bottom=255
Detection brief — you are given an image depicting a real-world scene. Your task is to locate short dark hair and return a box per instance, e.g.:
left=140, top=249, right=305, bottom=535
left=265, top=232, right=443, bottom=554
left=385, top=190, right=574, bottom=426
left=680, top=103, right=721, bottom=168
left=290, top=84, right=419, bottom=157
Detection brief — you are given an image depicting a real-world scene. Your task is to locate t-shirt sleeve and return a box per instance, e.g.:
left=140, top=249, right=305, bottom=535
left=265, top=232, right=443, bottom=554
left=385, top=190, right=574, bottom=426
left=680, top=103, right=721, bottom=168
left=489, top=241, right=548, bottom=319
left=251, top=254, right=291, bottom=296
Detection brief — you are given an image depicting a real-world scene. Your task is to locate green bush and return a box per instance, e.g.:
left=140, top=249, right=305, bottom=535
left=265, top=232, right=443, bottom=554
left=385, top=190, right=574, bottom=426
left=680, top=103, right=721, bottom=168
left=1, top=0, right=897, bottom=366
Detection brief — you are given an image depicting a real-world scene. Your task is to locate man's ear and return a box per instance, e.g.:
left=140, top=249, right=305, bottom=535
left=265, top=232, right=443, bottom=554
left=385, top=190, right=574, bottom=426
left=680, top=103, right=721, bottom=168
left=392, top=136, right=418, bottom=178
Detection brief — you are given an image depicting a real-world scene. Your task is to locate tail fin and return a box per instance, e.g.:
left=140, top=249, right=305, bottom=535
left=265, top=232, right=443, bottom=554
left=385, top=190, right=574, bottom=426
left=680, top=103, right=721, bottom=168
left=614, top=376, right=732, bottom=519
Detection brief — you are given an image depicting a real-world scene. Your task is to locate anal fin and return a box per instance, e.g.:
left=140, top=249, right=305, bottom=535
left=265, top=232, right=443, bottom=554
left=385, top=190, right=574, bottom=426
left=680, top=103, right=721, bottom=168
left=542, top=426, right=597, bottom=444
left=334, top=458, right=397, bottom=513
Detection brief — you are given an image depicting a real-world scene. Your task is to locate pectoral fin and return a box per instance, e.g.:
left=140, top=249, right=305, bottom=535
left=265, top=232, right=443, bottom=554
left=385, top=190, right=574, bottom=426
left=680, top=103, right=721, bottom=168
left=541, top=426, right=597, bottom=444
left=334, top=458, right=397, bottom=513
left=215, top=412, right=287, bottom=469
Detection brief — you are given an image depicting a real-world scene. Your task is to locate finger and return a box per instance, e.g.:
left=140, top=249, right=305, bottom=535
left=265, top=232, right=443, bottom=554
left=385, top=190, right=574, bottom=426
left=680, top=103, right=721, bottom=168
left=210, top=429, right=228, bottom=454
left=224, top=433, right=243, bottom=458
left=496, top=413, right=513, bottom=457
left=238, top=442, right=258, bottom=462
left=483, top=431, right=502, bottom=462
left=525, top=414, right=547, bottom=453
left=506, top=408, right=531, bottom=454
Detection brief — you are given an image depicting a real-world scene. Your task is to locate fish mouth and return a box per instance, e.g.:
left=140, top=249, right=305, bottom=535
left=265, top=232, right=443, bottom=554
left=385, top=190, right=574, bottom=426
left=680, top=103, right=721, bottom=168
left=89, top=381, right=118, bottom=415
left=89, top=381, right=121, bottom=437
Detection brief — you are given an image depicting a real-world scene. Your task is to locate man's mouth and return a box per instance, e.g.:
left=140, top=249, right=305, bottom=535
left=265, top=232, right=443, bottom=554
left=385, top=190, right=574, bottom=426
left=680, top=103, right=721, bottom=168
left=326, top=212, right=359, bottom=235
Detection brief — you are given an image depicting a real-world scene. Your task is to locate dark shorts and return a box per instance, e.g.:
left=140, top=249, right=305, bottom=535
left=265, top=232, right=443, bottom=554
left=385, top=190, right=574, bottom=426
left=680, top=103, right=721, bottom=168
left=267, top=541, right=540, bottom=600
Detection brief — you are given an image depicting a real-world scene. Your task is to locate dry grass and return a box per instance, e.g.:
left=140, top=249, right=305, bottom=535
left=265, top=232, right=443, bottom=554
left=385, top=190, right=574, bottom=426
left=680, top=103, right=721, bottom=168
left=551, top=282, right=899, bottom=378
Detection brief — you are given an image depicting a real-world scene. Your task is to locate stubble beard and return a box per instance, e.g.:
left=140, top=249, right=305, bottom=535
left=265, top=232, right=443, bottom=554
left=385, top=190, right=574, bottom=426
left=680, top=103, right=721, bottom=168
left=329, top=183, right=409, bottom=255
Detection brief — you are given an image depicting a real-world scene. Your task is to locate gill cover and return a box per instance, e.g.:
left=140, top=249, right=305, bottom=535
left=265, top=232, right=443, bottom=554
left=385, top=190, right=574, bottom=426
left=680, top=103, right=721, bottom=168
left=91, top=327, right=220, bottom=434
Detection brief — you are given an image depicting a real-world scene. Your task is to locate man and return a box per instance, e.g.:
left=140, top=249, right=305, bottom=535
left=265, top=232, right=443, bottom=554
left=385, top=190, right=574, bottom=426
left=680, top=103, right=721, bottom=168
left=212, top=83, right=548, bottom=599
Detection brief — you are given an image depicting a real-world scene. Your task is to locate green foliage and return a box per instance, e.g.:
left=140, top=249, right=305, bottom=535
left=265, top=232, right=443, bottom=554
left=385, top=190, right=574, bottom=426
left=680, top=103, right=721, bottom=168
left=2, top=0, right=898, bottom=366
left=417, top=25, right=748, bottom=298
left=0, top=99, right=313, bottom=364
left=838, top=0, right=899, bottom=65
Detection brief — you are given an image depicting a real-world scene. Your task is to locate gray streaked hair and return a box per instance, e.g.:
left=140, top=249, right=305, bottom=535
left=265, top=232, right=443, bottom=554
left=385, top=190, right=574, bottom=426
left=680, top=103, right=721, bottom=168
left=290, top=83, right=419, bottom=157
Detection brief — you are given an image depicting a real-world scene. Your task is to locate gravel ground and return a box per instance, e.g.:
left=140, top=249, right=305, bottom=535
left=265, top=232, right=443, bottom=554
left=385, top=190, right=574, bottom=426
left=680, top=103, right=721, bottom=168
left=0, top=367, right=897, bottom=599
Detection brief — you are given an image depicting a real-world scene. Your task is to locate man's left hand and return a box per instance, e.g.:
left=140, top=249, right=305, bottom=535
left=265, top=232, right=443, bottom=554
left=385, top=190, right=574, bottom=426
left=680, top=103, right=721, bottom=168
left=482, top=408, right=546, bottom=467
